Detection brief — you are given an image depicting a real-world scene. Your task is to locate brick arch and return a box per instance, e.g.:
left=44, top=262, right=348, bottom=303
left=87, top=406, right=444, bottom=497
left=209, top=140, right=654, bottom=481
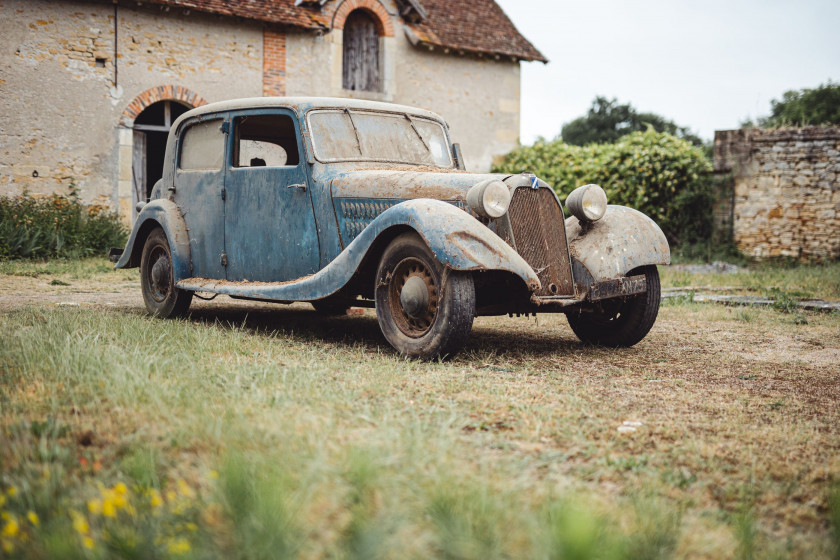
left=332, top=0, right=394, bottom=37
left=121, top=85, right=208, bottom=123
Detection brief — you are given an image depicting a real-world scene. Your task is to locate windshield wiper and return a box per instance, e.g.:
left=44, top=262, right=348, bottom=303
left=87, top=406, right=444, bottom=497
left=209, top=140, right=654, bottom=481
left=404, top=113, right=430, bottom=151
left=344, top=108, right=363, bottom=155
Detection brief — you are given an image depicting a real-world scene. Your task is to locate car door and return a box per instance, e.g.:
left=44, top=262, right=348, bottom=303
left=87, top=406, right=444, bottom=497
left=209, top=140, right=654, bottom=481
left=173, top=116, right=228, bottom=279
left=223, top=109, right=321, bottom=282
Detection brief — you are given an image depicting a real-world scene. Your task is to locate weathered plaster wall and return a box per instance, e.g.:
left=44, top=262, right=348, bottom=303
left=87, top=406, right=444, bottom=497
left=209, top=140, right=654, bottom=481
left=714, top=127, right=840, bottom=261
left=0, top=0, right=262, bottom=212
left=2, top=0, right=526, bottom=223
left=285, top=0, right=522, bottom=173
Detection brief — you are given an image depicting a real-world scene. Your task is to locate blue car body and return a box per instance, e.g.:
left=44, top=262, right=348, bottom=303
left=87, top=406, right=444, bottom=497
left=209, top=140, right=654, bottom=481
left=115, top=97, right=669, bottom=316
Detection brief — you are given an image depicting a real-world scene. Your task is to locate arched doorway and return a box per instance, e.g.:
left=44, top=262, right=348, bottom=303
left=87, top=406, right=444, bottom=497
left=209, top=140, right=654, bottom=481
left=131, top=100, right=191, bottom=214
left=119, top=86, right=208, bottom=223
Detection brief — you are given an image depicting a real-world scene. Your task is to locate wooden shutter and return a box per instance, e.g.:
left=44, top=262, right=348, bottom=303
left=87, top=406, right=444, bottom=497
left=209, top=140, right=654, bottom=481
left=342, top=11, right=380, bottom=92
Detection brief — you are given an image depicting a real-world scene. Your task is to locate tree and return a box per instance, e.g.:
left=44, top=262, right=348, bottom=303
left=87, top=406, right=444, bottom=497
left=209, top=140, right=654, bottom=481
left=757, top=81, right=840, bottom=127
left=560, top=96, right=704, bottom=147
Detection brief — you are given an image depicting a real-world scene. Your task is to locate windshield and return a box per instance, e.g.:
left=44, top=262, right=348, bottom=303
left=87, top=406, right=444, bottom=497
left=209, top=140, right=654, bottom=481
left=308, top=109, right=453, bottom=168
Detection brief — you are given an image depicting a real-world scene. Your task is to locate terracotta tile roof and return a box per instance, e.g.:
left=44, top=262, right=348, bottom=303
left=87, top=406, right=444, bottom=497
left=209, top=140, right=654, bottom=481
left=403, top=0, right=547, bottom=62
left=139, top=0, right=330, bottom=29
left=138, top=0, right=546, bottom=62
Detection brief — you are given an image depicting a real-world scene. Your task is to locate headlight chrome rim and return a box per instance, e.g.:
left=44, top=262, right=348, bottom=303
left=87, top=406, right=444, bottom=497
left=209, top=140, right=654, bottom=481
left=466, top=179, right=511, bottom=219
left=566, top=184, right=608, bottom=223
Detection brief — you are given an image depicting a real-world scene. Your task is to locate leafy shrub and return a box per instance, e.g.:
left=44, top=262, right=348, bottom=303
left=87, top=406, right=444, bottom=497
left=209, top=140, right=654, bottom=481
left=492, top=129, right=714, bottom=245
left=0, top=188, right=127, bottom=260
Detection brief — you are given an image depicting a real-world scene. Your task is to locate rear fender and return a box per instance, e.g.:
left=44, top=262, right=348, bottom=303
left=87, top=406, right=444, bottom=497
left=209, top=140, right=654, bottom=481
left=565, top=205, right=670, bottom=282
left=113, top=199, right=191, bottom=281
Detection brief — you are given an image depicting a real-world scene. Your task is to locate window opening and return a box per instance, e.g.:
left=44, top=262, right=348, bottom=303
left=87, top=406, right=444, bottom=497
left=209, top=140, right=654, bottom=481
left=342, top=10, right=380, bottom=92
left=233, top=114, right=300, bottom=168
left=179, top=120, right=225, bottom=171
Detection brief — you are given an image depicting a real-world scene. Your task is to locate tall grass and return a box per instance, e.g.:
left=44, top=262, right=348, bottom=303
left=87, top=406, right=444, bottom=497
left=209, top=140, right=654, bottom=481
left=2, top=302, right=838, bottom=558
left=0, top=188, right=126, bottom=260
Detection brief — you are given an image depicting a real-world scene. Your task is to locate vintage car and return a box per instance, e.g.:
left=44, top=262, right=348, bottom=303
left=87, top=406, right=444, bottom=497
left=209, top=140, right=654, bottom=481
left=113, top=97, right=670, bottom=360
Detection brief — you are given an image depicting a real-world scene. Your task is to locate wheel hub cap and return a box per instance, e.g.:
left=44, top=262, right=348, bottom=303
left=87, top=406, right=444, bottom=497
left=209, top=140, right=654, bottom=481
left=400, top=275, right=430, bottom=318
left=151, top=256, right=170, bottom=294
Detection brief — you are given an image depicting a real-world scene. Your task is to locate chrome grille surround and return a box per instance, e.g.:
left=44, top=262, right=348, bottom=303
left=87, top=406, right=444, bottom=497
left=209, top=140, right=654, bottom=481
left=505, top=187, right=575, bottom=297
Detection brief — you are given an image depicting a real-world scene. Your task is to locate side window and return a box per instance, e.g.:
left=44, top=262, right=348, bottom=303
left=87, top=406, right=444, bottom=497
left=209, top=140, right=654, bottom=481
left=179, top=120, right=224, bottom=171
left=234, top=114, right=300, bottom=168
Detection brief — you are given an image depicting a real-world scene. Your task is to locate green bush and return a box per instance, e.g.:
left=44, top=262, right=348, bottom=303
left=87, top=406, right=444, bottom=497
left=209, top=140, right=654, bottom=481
left=492, top=129, right=715, bottom=245
left=0, top=189, right=127, bottom=260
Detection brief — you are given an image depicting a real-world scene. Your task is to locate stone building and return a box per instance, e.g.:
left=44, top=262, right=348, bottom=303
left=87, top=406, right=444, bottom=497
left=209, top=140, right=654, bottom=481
left=714, top=126, right=840, bottom=261
left=0, top=0, right=545, bottom=223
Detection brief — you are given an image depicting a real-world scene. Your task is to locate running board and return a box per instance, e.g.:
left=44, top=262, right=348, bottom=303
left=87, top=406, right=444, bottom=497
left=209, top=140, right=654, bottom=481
left=176, top=276, right=322, bottom=302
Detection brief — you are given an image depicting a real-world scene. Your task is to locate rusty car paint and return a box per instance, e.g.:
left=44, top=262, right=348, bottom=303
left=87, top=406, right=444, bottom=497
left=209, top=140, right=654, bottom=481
left=565, top=205, right=670, bottom=280
left=174, top=199, right=541, bottom=301
left=114, top=199, right=192, bottom=280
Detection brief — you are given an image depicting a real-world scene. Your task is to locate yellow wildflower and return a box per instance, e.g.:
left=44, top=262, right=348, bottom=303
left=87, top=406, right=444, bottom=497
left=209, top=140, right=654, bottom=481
left=166, top=490, right=176, bottom=502
left=149, top=490, right=163, bottom=508
left=6, top=487, right=16, bottom=497
left=83, top=536, right=95, bottom=550
left=87, top=499, right=102, bottom=514
left=0, top=495, right=5, bottom=507
left=27, top=511, right=39, bottom=526
left=0, top=512, right=9, bottom=521
left=102, top=499, right=116, bottom=518
left=177, top=479, right=194, bottom=498
left=71, top=512, right=89, bottom=535
left=209, top=470, right=219, bottom=479
left=186, top=522, right=198, bottom=532
left=2, top=518, right=19, bottom=538
left=113, top=482, right=128, bottom=496
left=167, top=537, right=191, bottom=555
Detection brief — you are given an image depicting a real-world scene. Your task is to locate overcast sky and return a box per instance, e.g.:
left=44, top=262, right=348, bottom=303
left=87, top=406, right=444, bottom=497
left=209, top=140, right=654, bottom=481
left=493, top=0, right=840, bottom=144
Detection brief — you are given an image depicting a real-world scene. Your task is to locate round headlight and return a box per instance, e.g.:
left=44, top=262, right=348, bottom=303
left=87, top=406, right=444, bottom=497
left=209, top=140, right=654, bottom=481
left=566, top=184, right=608, bottom=222
left=466, top=180, right=511, bottom=219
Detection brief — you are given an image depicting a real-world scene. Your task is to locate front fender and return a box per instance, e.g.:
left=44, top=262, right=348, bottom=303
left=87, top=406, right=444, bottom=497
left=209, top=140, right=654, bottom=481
left=565, top=205, right=670, bottom=281
left=113, top=199, right=191, bottom=281
left=360, top=199, right=540, bottom=290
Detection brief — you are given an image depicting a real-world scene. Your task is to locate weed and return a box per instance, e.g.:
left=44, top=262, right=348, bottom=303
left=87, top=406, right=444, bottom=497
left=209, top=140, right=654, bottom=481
left=0, top=188, right=126, bottom=260
left=48, top=278, right=70, bottom=286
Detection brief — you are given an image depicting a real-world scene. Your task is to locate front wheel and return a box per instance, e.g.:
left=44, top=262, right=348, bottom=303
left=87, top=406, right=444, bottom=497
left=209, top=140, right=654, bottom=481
left=566, top=265, right=661, bottom=347
left=375, top=232, right=475, bottom=360
left=140, top=227, right=192, bottom=318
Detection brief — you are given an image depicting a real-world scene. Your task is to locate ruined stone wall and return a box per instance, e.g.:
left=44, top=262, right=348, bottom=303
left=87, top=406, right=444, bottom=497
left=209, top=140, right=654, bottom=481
left=0, top=0, right=263, bottom=212
left=714, top=127, right=840, bottom=261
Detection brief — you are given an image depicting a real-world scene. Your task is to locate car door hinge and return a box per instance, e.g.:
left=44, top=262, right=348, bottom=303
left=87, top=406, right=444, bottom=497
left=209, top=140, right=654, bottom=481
left=220, top=121, right=230, bottom=134
left=221, top=188, right=226, bottom=201
left=220, top=253, right=227, bottom=267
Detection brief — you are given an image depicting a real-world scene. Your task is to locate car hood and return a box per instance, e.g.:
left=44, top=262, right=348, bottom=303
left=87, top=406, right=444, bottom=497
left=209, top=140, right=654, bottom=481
left=328, top=168, right=505, bottom=201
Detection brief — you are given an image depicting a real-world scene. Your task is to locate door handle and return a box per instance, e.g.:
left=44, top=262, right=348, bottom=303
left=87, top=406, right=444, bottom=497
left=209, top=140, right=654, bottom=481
left=287, top=183, right=307, bottom=191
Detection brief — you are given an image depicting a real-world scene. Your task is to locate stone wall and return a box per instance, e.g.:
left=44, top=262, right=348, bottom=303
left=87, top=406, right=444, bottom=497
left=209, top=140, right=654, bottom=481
left=714, top=127, right=840, bottom=261
left=0, top=0, right=263, bottom=216
left=1, top=0, right=525, bottom=224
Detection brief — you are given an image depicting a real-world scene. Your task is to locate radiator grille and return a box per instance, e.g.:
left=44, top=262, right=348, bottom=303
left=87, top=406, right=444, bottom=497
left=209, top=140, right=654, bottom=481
left=507, top=187, right=575, bottom=297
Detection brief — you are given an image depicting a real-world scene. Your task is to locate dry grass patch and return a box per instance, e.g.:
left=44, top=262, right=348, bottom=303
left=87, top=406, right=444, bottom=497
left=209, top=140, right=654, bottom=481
left=0, top=259, right=838, bottom=558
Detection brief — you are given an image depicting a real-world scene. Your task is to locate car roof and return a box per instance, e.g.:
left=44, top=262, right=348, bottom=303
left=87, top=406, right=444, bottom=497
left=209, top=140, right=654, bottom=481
left=172, top=96, right=447, bottom=131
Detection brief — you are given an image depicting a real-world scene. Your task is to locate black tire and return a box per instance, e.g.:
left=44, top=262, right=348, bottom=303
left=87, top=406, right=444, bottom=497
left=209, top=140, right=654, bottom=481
left=566, top=265, right=660, bottom=347
left=140, top=227, right=192, bottom=318
left=375, top=232, right=475, bottom=360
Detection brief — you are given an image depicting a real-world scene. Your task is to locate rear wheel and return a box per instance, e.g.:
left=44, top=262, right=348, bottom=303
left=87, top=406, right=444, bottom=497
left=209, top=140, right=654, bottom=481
left=375, top=232, right=475, bottom=360
left=140, top=227, right=192, bottom=318
left=566, top=265, right=660, bottom=347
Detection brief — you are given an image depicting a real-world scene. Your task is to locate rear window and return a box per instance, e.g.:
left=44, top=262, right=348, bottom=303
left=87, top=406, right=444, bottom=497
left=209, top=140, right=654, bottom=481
left=179, top=120, right=224, bottom=171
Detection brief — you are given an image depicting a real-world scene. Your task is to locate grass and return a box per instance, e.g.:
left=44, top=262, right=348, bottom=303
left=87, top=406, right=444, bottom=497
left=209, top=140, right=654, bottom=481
left=660, top=261, right=840, bottom=300
left=1, top=259, right=839, bottom=558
